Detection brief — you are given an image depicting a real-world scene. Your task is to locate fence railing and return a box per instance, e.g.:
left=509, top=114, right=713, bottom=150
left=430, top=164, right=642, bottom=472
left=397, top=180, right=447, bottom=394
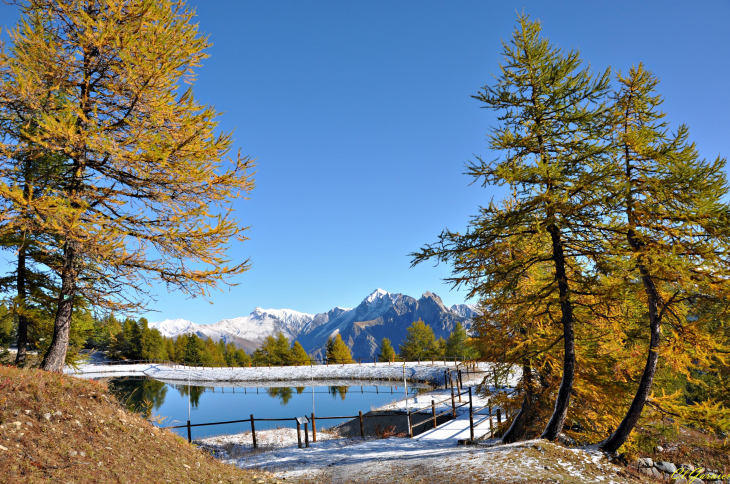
left=158, top=365, right=498, bottom=446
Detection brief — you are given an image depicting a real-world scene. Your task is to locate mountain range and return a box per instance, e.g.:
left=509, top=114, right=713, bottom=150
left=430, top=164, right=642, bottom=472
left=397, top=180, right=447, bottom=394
left=149, top=289, right=478, bottom=358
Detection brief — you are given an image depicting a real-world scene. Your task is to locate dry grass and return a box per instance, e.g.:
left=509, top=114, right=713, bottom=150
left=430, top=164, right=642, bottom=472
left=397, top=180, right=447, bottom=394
left=631, top=425, right=730, bottom=475
left=0, top=364, right=278, bottom=483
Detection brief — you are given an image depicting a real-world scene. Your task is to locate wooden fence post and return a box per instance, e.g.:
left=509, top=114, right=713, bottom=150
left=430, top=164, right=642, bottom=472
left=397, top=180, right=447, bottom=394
left=497, top=408, right=502, bottom=425
left=311, top=412, right=317, bottom=442
left=359, top=410, right=364, bottom=438
left=468, top=387, right=474, bottom=441
left=407, top=411, right=413, bottom=438
left=251, top=414, right=257, bottom=448
left=304, top=423, right=309, bottom=448
left=187, top=420, right=191, bottom=443
left=444, top=370, right=448, bottom=390
left=450, top=375, right=456, bottom=418
left=297, top=420, right=302, bottom=449
left=432, top=400, right=437, bottom=429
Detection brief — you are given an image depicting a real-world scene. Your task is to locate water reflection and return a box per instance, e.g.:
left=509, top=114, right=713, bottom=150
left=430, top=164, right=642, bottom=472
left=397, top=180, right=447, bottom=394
left=174, top=383, right=205, bottom=408
left=109, top=378, right=167, bottom=417
left=329, top=385, right=348, bottom=400
left=266, top=387, right=293, bottom=404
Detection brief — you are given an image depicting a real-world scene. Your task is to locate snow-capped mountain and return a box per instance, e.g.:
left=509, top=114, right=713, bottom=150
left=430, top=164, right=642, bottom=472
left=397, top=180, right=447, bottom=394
left=449, top=304, right=480, bottom=319
left=208, top=307, right=315, bottom=343
left=148, top=318, right=198, bottom=338
left=151, top=289, right=475, bottom=358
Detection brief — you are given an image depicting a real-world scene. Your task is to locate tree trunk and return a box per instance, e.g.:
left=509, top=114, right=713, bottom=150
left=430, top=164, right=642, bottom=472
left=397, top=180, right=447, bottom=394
left=540, top=225, right=576, bottom=441
left=600, top=129, right=663, bottom=452
left=15, top=245, right=28, bottom=367
left=502, top=364, right=533, bottom=443
left=600, top=236, right=661, bottom=452
left=40, top=240, right=77, bottom=372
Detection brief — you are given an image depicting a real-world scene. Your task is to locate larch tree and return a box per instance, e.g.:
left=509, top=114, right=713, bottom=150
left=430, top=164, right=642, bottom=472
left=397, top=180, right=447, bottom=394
left=411, top=14, right=613, bottom=440
left=0, top=0, right=255, bottom=372
left=399, top=319, right=437, bottom=360
left=377, top=337, right=395, bottom=362
left=330, top=334, right=353, bottom=364
left=599, top=65, right=730, bottom=452
left=290, top=341, right=310, bottom=366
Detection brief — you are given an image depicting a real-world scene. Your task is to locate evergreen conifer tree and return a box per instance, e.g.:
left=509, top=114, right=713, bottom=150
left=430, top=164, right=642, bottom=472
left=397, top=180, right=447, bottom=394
left=325, top=336, right=335, bottom=362
left=183, top=334, right=201, bottom=366
left=445, top=323, right=471, bottom=358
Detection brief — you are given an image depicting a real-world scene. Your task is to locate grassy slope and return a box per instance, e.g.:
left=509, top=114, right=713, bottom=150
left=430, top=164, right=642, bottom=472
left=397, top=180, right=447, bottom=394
left=0, top=365, right=277, bottom=483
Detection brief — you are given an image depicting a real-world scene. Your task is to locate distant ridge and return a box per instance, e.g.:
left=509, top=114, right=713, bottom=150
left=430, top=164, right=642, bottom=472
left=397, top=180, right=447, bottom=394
left=150, top=289, right=477, bottom=358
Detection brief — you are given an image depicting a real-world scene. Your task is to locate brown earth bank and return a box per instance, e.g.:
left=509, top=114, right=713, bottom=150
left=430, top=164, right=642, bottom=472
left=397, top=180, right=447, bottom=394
left=0, top=364, right=277, bottom=483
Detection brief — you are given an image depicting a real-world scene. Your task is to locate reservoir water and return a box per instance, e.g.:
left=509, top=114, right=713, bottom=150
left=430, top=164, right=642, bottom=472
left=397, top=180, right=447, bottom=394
left=108, top=377, right=429, bottom=440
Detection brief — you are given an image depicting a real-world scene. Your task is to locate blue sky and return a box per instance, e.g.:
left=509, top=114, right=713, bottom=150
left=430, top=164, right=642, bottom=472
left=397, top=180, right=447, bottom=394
left=1, top=1, right=728, bottom=324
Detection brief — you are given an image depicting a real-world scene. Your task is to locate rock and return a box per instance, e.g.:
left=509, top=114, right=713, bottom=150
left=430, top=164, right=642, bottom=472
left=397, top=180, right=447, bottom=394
left=43, top=413, right=51, bottom=421
left=655, top=445, right=664, bottom=452
left=651, top=467, right=663, bottom=479
left=655, top=461, right=677, bottom=474
left=79, top=451, right=86, bottom=457
left=74, top=420, right=82, bottom=427
left=12, top=421, right=22, bottom=429
left=195, top=462, right=200, bottom=468
left=680, top=464, right=695, bottom=471
left=25, top=421, right=33, bottom=427
left=637, top=457, right=653, bottom=468
left=97, top=462, right=103, bottom=468
left=53, top=411, right=62, bottom=417
left=0, top=445, right=8, bottom=451
left=69, top=451, right=78, bottom=457
left=556, top=433, right=577, bottom=446
left=24, top=410, right=31, bottom=415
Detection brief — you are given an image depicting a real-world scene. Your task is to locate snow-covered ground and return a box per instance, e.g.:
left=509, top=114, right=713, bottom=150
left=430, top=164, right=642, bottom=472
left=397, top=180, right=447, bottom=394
left=213, top=437, right=634, bottom=483
left=197, top=426, right=342, bottom=452
left=65, top=361, right=496, bottom=385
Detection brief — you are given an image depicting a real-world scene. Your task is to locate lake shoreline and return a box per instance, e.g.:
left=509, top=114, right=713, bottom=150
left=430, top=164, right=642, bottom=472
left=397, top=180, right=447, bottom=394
left=66, top=361, right=491, bottom=385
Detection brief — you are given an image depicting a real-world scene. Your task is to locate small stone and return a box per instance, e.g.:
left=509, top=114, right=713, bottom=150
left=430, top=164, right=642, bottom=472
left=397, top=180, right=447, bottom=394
left=655, top=461, right=677, bottom=474
left=12, top=421, right=22, bottom=429
left=0, top=445, right=8, bottom=451
left=655, top=445, right=663, bottom=452
left=24, top=410, right=31, bottom=415
left=640, top=467, right=653, bottom=476
left=69, top=451, right=78, bottom=457
left=195, top=462, right=200, bottom=468
left=183, top=464, right=190, bottom=469
left=680, top=464, right=695, bottom=471
left=43, top=413, right=51, bottom=421
left=53, top=411, right=62, bottom=417
left=74, top=420, right=82, bottom=427
left=637, top=457, right=653, bottom=468
left=25, top=422, right=32, bottom=428
left=79, top=451, right=86, bottom=457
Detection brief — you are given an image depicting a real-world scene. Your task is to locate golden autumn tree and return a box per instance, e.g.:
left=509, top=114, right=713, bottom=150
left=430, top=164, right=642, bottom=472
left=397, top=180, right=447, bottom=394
left=412, top=15, right=614, bottom=440
left=598, top=65, right=730, bottom=452
left=0, top=0, right=255, bottom=372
